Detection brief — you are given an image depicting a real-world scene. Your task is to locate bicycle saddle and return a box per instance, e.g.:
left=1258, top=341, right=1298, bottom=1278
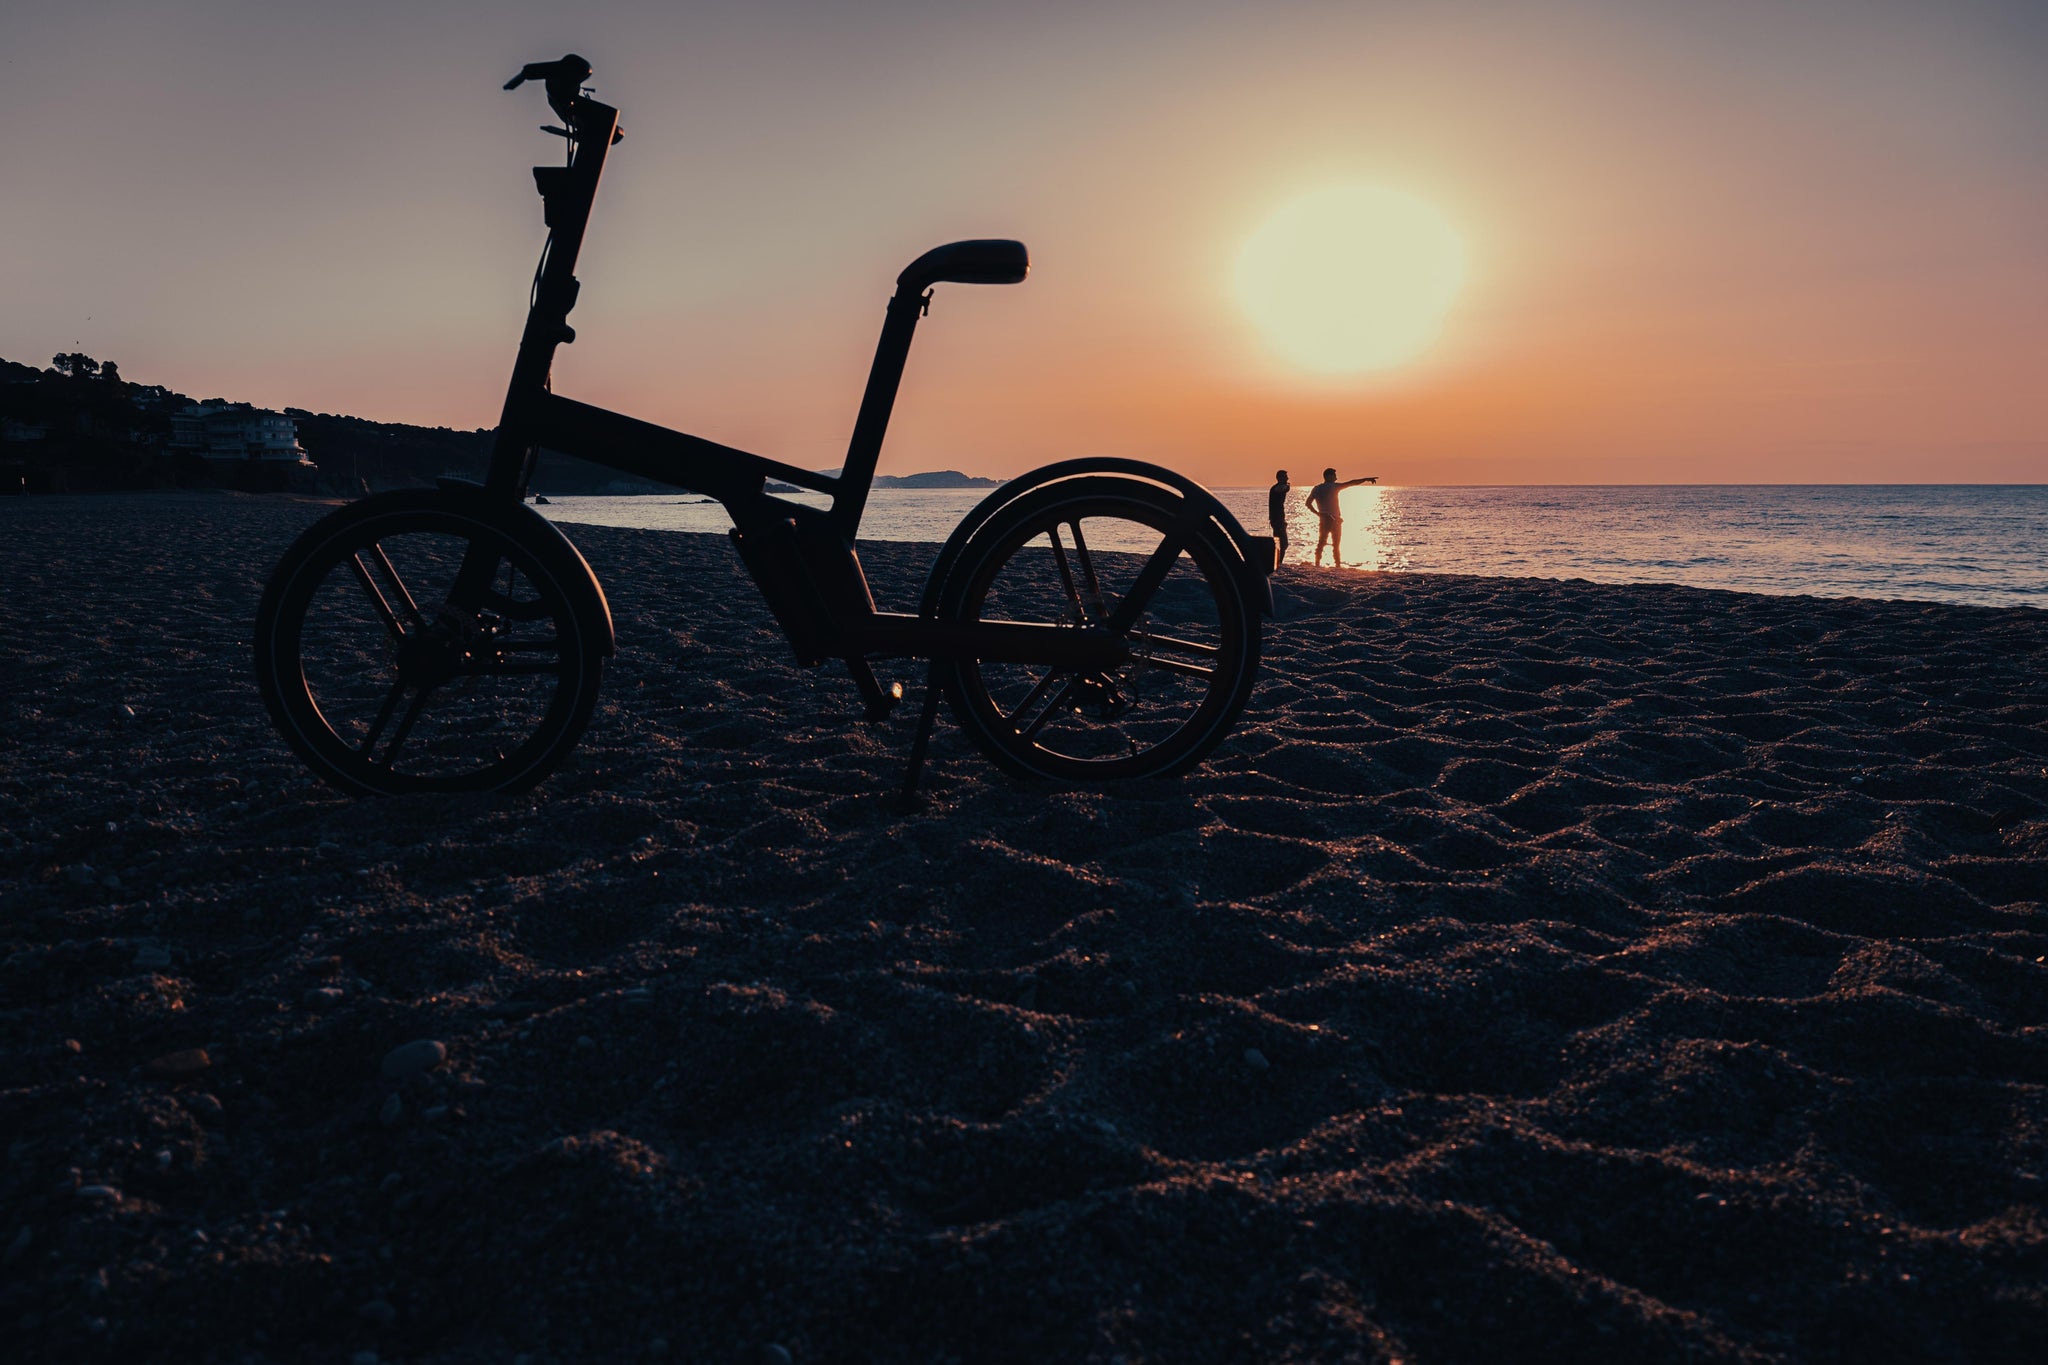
left=898, top=240, right=1029, bottom=291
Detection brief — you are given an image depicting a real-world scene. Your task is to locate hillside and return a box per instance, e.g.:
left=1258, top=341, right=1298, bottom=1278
left=0, top=354, right=662, bottom=496
left=1, top=354, right=997, bottom=498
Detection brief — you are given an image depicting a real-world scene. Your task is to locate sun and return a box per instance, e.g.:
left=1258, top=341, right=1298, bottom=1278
left=1235, top=185, right=1467, bottom=375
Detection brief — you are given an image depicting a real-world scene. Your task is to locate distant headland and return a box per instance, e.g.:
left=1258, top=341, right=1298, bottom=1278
left=0, top=354, right=998, bottom=498
left=764, top=470, right=998, bottom=495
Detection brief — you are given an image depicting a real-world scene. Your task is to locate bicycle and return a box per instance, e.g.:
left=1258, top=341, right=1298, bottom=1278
left=254, top=55, right=1274, bottom=799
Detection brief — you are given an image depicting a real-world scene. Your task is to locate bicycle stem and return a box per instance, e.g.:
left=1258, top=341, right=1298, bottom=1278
left=485, top=98, right=620, bottom=505
left=457, top=100, right=618, bottom=611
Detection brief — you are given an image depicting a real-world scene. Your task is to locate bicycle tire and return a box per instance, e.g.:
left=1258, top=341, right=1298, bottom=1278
left=253, top=490, right=605, bottom=796
left=934, top=475, right=1261, bottom=781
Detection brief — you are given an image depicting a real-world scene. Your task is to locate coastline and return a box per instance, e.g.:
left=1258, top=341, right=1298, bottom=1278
left=3, top=492, right=2044, bottom=1362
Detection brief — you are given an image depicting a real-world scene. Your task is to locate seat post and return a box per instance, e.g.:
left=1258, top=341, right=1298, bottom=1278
left=831, top=285, right=926, bottom=537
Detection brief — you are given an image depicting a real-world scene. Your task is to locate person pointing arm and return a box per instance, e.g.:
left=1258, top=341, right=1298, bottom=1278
left=1307, top=468, right=1377, bottom=567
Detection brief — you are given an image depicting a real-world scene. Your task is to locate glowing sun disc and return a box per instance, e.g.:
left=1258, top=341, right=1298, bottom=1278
left=1236, top=185, right=1466, bottom=374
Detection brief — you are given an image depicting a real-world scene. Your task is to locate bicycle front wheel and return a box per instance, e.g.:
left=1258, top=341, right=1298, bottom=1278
left=935, top=476, right=1261, bottom=781
left=254, top=491, right=605, bottom=796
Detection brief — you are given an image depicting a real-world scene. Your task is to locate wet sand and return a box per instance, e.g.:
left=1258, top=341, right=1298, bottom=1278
left=2, top=492, right=2045, bottom=1363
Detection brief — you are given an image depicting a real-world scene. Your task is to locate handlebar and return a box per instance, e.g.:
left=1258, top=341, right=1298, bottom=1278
left=505, top=53, right=620, bottom=146
left=503, top=54, right=591, bottom=126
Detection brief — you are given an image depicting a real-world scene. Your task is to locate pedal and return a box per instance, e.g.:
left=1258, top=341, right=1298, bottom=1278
left=844, top=656, right=899, bottom=722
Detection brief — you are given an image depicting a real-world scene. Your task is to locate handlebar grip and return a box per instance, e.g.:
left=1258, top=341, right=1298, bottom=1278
left=503, top=54, right=593, bottom=126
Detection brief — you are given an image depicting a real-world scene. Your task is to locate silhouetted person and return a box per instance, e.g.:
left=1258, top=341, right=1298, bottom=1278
left=1268, top=469, right=1291, bottom=566
left=1306, top=467, right=1376, bottom=567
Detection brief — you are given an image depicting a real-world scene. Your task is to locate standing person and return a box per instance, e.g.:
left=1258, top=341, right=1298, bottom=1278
left=1306, top=467, right=1377, bottom=567
left=1267, top=469, right=1291, bottom=566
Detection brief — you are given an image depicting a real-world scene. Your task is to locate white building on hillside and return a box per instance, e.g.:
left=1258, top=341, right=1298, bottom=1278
left=169, top=403, right=310, bottom=463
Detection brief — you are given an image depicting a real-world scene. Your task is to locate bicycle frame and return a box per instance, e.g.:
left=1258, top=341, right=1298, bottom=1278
left=466, top=96, right=1132, bottom=713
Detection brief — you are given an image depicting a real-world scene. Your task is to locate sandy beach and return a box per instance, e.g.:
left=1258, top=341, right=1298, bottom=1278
left=3, top=491, right=2044, bottom=1363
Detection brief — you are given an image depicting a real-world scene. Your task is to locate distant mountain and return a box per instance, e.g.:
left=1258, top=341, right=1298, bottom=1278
left=767, top=469, right=1000, bottom=493
left=874, top=470, right=999, bottom=489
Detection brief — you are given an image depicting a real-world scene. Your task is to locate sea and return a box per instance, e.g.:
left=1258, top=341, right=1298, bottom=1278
left=539, top=484, right=2048, bottom=611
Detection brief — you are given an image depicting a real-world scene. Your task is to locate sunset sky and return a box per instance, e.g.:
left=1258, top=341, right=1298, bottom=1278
left=5, top=0, right=2044, bottom=486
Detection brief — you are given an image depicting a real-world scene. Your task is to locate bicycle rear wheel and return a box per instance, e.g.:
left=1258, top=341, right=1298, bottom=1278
left=254, top=491, right=605, bottom=796
left=935, top=476, right=1261, bottom=781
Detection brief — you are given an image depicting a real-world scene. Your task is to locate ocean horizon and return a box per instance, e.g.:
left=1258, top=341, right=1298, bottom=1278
left=539, top=482, right=2048, bottom=611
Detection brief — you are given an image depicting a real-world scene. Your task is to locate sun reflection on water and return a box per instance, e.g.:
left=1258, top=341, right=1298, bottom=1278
left=1281, top=483, right=1406, bottom=570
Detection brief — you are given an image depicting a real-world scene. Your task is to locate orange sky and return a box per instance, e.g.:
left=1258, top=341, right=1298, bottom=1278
left=5, top=1, right=2044, bottom=485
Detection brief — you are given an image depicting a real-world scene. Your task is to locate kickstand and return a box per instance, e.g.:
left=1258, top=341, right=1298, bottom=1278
left=897, top=661, right=944, bottom=813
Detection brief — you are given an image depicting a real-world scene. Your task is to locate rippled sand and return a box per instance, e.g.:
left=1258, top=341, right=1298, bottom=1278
left=3, top=493, right=2044, bottom=1363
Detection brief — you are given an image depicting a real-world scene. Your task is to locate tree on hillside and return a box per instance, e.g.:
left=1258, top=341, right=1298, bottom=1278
left=51, top=353, right=101, bottom=380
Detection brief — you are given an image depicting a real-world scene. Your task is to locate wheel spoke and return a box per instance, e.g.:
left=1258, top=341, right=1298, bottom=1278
left=1002, top=667, right=1069, bottom=730
left=1045, top=527, right=1090, bottom=624
left=368, top=543, right=425, bottom=629
left=346, top=555, right=406, bottom=641
left=1105, top=530, right=1188, bottom=634
left=476, top=586, right=552, bottom=622
left=1138, top=631, right=1220, bottom=657
left=376, top=686, right=435, bottom=768
left=1068, top=520, right=1108, bottom=621
left=357, top=679, right=406, bottom=756
left=1134, top=655, right=1215, bottom=680
left=1020, top=675, right=1081, bottom=741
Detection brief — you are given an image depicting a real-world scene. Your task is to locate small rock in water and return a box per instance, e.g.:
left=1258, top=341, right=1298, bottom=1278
left=379, top=1093, right=403, bottom=1127
left=380, top=1039, right=447, bottom=1080
left=142, top=1048, right=211, bottom=1081
left=185, top=1092, right=223, bottom=1123
left=1243, top=1047, right=1271, bottom=1072
left=761, top=1346, right=794, bottom=1365
left=132, top=943, right=172, bottom=971
left=77, top=1185, right=121, bottom=1205
left=305, top=987, right=346, bottom=1008
left=67, top=864, right=96, bottom=887
left=359, top=1299, right=397, bottom=1327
